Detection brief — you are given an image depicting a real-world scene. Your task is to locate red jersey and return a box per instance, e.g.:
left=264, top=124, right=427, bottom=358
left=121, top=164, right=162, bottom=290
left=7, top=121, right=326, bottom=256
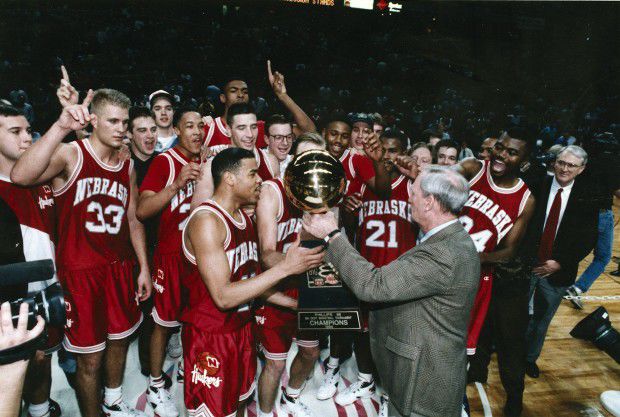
left=340, top=148, right=375, bottom=196
left=255, top=148, right=276, bottom=181
left=257, top=178, right=302, bottom=326
left=182, top=200, right=260, bottom=332
left=54, top=139, right=134, bottom=270
left=203, top=116, right=267, bottom=151
left=358, top=175, right=417, bottom=267
left=459, top=160, right=531, bottom=255
left=140, top=147, right=195, bottom=254
left=0, top=176, right=56, bottom=291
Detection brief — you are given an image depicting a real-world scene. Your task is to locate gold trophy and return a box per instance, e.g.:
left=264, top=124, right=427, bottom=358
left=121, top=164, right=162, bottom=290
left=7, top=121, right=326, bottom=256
left=284, top=149, right=361, bottom=331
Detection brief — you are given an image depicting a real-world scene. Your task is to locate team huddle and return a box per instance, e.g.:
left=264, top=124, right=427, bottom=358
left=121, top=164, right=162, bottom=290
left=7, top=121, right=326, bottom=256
left=1, top=65, right=539, bottom=417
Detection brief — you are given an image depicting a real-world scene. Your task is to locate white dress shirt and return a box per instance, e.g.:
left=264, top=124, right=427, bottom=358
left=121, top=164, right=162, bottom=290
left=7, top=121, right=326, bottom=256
left=543, top=176, right=574, bottom=235
left=419, top=219, right=459, bottom=244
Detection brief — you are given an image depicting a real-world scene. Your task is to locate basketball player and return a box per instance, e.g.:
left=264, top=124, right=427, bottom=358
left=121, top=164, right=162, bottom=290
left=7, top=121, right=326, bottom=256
left=191, top=102, right=279, bottom=210
left=255, top=133, right=327, bottom=417
left=478, top=137, right=498, bottom=161
left=12, top=89, right=152, bottom=417
left=456, top=128, right=535, bottom=357
left=322, top=116, right=375, bottom=194
left=0, top=104, right=60, bottom=417
left=137, top=107, right=204, bottom=417
left=181, top=147, right=325, bottom=417
left=320, top=129, right=416, bottom=406
left=203, top=61, right=315, bottom=152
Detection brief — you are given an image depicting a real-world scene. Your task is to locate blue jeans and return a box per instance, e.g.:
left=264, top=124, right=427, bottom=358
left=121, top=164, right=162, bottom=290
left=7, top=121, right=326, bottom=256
left=574, top=209, right=614, bottom=292
left=526, top=274, right=568, bottom=362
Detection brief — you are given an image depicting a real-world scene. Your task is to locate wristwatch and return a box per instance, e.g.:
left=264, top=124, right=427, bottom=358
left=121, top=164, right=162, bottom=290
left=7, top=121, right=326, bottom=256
left=324, top=229, right=340, bottom=244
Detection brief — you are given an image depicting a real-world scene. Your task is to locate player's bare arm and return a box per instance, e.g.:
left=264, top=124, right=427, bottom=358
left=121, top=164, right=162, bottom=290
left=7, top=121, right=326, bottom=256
left=190, top=158, right=214, bottom=211
left=128, top=168, right=152, bottom=301
left=267, top=60, right=316, bottom=135
left=188, top=210, right=324, bottom=311
left=11, top=91, right=93, bottom=187
left=265, top=152, right=281, bottom=178
left=480, top=194, right=536, bottom=265
left=363, top=132, right=391, bottom=198
left=453, top=157, right=483, bottom=181
left=256, top=183, right=286, bottom=268
left=137, top=161, right=201, bottom=221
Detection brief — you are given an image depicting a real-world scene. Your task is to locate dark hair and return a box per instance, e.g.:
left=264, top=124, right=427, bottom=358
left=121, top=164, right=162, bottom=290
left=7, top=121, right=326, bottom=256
left=0, top=104, right=24, bottom=118
left=380, top=127, right=409, bottom=151
left=172, top=105, right=200, bottom=128
left=226, top=102, right=256, bottom=127
left=423, top=128, right=441, bottom=140
left=211, top=147, right=255, bottom=189
left=128, top=106, right=155, bottom=132
left=322, top=110, right=351, bottom=131
left=265, top=114, right=292, bottom=135
left=436, top=139, right=459, bottom=152
left=221, top=76, right=247, bottom=91
left=502, top=125, right=537, bottom=154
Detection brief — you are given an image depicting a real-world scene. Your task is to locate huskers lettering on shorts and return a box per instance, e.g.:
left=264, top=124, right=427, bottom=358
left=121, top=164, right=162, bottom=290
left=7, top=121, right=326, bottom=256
left=459, top=159, right=531, bottom=354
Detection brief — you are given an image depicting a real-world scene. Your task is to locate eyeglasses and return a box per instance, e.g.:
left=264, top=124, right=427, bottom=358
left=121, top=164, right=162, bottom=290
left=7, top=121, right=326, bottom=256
left=269, top=134, right=294, bottom=143
left=555, top=160, right=583, bottom=170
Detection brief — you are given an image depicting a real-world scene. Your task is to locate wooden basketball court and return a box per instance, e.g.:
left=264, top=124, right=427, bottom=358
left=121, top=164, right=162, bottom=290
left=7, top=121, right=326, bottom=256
left=467, top=202, right=620, bottom=417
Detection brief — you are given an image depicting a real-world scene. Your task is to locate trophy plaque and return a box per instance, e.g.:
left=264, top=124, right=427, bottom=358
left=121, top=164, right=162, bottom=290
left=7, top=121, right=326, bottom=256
left=283, top=149, right=361, bottom=331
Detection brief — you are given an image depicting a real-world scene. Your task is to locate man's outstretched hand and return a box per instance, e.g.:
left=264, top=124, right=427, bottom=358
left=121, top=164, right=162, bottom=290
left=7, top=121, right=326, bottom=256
left=56, top=88, right=94, bottom=131
left=267, top=60, right=287, bottom=98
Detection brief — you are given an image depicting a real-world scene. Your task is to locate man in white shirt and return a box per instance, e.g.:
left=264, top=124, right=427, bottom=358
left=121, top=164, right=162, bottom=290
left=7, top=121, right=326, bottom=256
left=149, top=90, right=177, bottom=152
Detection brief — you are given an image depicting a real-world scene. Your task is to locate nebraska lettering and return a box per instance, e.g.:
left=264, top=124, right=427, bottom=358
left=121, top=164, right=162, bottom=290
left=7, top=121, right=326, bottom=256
left=74, top=178, right=128, bottom=207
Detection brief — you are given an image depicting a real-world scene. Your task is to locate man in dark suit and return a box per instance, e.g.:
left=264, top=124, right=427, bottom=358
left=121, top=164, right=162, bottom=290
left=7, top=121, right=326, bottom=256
left=303, top=166, right=480, bottom=417
left=522, top=145, right=598, bottom=378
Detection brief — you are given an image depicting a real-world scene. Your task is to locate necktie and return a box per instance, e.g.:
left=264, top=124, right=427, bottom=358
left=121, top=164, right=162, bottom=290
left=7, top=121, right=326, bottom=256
left=537, top=188, right=563, bottom=262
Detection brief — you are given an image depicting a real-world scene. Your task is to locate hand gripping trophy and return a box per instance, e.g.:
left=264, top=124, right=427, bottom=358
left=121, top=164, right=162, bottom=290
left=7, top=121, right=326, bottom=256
left=283, top=149, right=361, bottom=331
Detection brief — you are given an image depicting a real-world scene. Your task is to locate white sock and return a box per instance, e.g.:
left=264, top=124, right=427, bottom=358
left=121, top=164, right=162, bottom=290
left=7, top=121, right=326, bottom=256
left=573, top=286, right=583, bottom=294
left=257, top=408, right=274, bottom=417
left=28, top=401, right=50, bottom=417
left=327, top=356, right=340, bottom=369
left=358, top=372, right=374, bottom=383
left=149, top=374, right=165, bottom=388
left=104, top=386, right=123, bottom=406
left=285, top=385, right=302, bottom=398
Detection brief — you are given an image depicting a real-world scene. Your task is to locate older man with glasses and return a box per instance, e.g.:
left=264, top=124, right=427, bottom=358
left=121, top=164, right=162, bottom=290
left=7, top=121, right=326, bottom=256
left=264, top=114, right=295, bottom=176
left=521, top=145, right=599, bottom=379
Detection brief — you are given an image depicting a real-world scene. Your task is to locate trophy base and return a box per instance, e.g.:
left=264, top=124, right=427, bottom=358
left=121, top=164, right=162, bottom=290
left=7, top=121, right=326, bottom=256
left=297, top=239, right=361, bottom=331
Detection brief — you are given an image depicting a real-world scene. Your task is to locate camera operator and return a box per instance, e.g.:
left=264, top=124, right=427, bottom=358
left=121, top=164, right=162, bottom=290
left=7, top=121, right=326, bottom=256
left=566, top=132, right=620, bottom=308
left=0, top=302, right=45, bottom=417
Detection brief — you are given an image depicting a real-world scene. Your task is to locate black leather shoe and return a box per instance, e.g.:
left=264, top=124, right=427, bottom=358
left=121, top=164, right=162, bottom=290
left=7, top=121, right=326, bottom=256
left=525, top=361, right=540, bottom=378
left=504, top=396, right=523, bottom=417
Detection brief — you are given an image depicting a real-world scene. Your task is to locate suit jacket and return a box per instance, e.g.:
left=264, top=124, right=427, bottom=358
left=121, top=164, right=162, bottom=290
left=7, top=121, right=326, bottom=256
left=325, top=221, right=480, bottom=417
left=520, top=175, right=598, bottom=287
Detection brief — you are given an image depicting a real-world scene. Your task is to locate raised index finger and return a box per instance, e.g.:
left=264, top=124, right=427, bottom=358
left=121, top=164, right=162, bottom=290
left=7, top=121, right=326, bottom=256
left=267, top=60, right=273, bottom=80
left=61, top=65, right=70, bottom=83
left=82, top=89, right=94, bottom=107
